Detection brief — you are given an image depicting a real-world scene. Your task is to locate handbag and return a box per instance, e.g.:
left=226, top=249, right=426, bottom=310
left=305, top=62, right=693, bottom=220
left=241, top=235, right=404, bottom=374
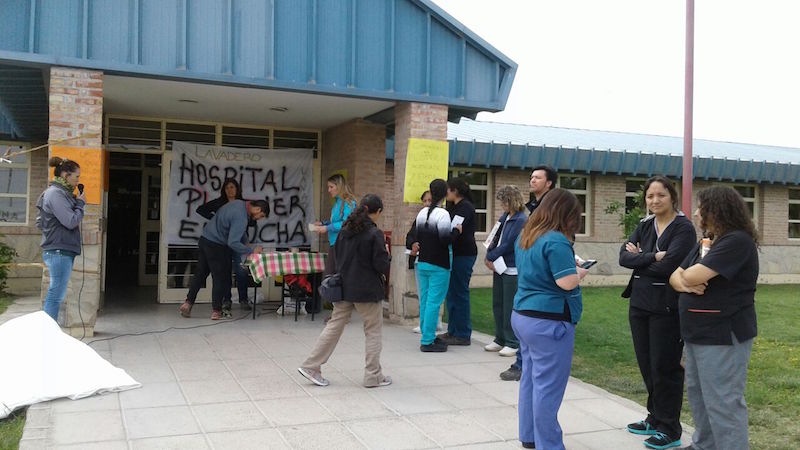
left=319, top=273, right=343, bottom=303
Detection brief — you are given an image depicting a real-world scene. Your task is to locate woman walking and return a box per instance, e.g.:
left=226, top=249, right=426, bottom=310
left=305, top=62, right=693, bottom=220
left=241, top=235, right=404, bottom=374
left=36, top=157, right=85, bottom=321
left=484, top=185, right=527, bottom=357
left=511, top=188, right=588, bottom=450
left=437, top=177, right=478, bottom=346
left=620, top=176, right=696, bottom=450
left=670, top=186, right=759, bottom=450
left=298, top=194, right=392, bottom=388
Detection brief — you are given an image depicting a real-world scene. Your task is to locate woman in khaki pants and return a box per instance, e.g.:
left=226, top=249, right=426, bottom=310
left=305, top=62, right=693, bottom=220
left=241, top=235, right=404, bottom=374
left=298, top=194, right=392, bottom=388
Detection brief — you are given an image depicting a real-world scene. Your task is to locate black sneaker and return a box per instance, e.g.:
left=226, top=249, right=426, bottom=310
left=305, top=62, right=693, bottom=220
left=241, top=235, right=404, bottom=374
left=500, top=366, right=521, bottom=381
left=239, top=299, right=252, bottom=311
left=643, top=432, right=681, bottom=449
left=522, top=442, right=535, bottom=449
left=436, top=333, right=471, bottom=346
left=221, top=306, right=232, bottom=318
left=420, top=341, right=448, bottom=352
left=626, top=420, right=658, bottom=435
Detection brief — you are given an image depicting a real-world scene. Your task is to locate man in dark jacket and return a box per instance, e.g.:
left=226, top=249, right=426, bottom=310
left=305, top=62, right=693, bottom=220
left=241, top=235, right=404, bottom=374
left=500, top=165, right=557, bottom=381
left=298, top=194, right=393, bottom=388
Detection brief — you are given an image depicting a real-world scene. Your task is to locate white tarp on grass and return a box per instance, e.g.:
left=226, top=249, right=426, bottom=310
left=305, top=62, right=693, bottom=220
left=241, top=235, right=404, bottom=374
left=0, top=311, right=140, bottom=419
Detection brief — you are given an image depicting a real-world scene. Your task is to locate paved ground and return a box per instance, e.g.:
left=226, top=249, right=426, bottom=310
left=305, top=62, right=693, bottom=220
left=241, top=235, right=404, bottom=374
left=6, top=296, right=692, bottom=449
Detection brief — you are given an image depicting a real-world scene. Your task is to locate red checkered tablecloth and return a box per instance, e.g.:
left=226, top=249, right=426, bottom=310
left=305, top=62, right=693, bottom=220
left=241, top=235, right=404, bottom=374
left=245, top=252, right=326, bottom=284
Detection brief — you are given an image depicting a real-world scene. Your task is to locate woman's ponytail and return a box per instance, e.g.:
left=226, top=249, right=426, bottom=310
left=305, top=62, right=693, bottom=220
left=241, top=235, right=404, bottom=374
left=343, top=194, right=383, bottom=234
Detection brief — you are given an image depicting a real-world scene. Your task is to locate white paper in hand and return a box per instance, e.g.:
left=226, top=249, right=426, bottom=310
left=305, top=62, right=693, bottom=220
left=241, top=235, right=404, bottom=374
left=483, top=221, right=501, bottom=248
left=451, top=215, right=465, bottom=229
left=493, top=256, right=507, bottom=275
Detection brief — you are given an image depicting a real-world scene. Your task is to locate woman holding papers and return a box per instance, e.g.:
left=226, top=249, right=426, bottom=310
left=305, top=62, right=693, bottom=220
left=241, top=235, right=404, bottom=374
left=436, top=177, right=477, bottom=346
left=484, top=186, right=527, bottom=357
left=670, top=186, right=758, bottom=450
left=312, top=174, right=357, bottom=274
left=511, top=188, right=588, bottom=450
left=619, top=176, right=696, bottom=450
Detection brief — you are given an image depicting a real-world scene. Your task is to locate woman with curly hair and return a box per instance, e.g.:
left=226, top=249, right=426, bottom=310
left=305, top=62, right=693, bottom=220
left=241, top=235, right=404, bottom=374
left=670, top=186, right=759, bottom=450
left=484, top=185, right=528, bottom=357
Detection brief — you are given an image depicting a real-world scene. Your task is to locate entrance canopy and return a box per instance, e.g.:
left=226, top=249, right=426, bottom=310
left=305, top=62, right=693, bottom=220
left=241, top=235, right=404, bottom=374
left=0, top=0, right=517, bottom=140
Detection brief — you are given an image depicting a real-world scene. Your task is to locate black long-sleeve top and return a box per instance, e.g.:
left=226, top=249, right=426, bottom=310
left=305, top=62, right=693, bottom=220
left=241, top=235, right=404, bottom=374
left=448, top=199, right=478, bottom=257
left=619, top=214, right=696, bottom=313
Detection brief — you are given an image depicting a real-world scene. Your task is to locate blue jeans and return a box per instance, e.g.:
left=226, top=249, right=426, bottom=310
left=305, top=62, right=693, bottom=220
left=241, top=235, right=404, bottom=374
left=42, top=250, right=76, bottom=321
left=416, top=263, right=450, bottom=345
left=446, top=255, right=476, bottom=339
left=512, top=312, right=575, bottom=450
left=226, top=255, right=250, bottom=304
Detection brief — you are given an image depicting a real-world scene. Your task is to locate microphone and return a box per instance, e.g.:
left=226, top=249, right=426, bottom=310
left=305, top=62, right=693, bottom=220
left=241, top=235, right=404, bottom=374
left=77, top=183, right=84, bottom=194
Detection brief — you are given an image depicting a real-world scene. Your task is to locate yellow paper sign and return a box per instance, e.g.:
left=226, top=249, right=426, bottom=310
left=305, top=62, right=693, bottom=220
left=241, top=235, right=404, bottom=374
left=403, top=138, right=449, bottom=203
left=49, top=146, right=105, bottom=204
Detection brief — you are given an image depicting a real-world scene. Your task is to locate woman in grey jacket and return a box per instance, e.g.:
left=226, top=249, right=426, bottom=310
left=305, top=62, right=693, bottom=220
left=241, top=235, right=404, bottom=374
left=36, top=157, right=85, bottom=321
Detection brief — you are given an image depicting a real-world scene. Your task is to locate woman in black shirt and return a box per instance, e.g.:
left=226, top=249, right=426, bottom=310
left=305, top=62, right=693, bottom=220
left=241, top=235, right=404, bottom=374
left=670, top=186, right=759, bottom=450
left=619, top=176, right=696, bottom=450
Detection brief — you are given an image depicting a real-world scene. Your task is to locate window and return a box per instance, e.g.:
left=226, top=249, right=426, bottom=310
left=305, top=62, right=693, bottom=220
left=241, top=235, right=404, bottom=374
left=448, top=168, right=490, bottom=233
left=625, top=178, right=647, bottom=216
left=558, top=175, right=590, bottom=236
left=0, top=144, right=29, bottom=226
left=790, top=189, right=800, bottom=239
left=730, top=184, right=758, bottom=224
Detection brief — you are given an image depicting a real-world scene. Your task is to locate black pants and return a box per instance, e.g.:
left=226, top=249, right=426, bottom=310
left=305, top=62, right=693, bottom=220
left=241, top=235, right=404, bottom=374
left=187, top=237, right=232, bottom=311
left=629, top=306, right=684, bottom=440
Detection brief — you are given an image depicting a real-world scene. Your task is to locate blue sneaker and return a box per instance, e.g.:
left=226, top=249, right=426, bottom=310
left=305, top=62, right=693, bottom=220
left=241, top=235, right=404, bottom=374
left=627, top=420, right=657, bottom=435
left=643, top=432, right=681, bottom=449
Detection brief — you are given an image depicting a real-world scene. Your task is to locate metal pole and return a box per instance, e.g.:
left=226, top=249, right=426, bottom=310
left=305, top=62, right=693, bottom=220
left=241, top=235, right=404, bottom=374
left=682, top=0, right=695, bottom=215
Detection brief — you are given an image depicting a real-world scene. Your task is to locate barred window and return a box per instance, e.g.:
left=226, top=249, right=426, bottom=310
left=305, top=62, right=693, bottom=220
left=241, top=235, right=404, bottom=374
left=789, top=188, right=800, bottom=239
left=558, top=175, right=590, bottom=236
left=448, top=168, right=491, bottom=233
left=0, top=144, right=29, bottom=226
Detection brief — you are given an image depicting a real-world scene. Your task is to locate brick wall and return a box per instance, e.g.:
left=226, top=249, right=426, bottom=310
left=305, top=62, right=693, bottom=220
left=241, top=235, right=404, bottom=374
left=49, top=68, right=103, bottom=148
left=761, top=184, right=790, bottom=245
left=321, top=118, right=387, bottom=228
left=586, top=175, right=626, bottom=242
left=389, top=102, right=448, bottom=320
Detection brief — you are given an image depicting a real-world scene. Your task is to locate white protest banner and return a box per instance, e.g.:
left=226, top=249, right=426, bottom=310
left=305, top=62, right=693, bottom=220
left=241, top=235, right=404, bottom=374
left=167, top=142, right=314, bottom=247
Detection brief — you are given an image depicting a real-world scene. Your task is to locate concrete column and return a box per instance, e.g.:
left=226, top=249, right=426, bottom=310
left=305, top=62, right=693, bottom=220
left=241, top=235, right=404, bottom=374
left=44, top=67, right=104, bottom=337
left=389, top=102, right=448, bottom=322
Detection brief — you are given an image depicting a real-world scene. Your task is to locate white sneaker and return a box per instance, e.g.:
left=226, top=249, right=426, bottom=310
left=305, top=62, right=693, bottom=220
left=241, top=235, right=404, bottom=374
left=484, top=342, right=503, bottom=352
left=436, top=323, right=446, bottom=332
left=412, top=326, right=421, bottom=334
left=499, top=346, right=518, bottom=357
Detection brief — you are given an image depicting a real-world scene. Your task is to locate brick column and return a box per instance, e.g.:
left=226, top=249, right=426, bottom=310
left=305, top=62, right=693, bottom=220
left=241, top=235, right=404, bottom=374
left=389, top=102, right=448, bottom=322
left=45, top=67, right=104, bottom=337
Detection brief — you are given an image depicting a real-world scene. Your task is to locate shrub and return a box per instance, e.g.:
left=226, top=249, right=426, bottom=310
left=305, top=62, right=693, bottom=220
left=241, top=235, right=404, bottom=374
left=0, top=233, right=18, bottom=293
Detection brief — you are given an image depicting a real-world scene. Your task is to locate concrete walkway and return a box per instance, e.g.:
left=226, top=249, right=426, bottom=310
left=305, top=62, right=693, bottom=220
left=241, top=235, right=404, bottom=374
left=5, top=296, right=692, bottom=449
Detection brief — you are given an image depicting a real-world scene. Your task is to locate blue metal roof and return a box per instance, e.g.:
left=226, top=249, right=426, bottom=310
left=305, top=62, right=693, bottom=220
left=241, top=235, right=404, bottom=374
left=386, top=119, right=800, bottom=185
left=0, top=0, right=517, bottom=140
left=0, top=65, right=47, bottom=139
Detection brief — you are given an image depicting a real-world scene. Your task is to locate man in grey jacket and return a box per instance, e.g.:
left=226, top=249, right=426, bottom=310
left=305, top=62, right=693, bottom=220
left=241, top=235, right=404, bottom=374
left=180, top=199, right=267, bottom=320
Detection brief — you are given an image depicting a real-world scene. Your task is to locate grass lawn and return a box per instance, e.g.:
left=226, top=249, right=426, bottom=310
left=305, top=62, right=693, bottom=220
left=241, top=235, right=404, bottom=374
left=469, top=284, right=799, bottom=450
left=0, top=295, right=25, bottom=450
left=0, top=295, right=13, bottom=315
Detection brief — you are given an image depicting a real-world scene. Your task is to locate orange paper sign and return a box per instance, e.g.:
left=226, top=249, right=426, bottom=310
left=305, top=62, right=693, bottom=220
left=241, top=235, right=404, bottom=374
left=49, top=146, right=105, bottom=204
